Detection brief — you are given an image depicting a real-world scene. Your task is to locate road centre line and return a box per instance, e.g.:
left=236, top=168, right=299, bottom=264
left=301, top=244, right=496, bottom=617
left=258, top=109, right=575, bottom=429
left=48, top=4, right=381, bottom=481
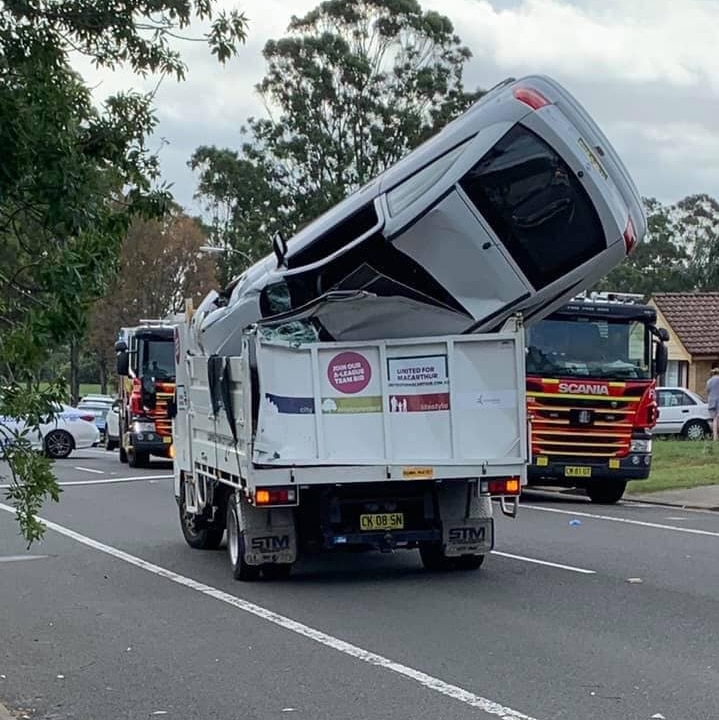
left=73, top=466, right=105, bottom=475
left=0, top=503, right=539, bottom=720
left=522, top=504, right=719, bottom=538
left=491, top=551, right=595, bottom=574
left=0, top=475, right=173, bottom=489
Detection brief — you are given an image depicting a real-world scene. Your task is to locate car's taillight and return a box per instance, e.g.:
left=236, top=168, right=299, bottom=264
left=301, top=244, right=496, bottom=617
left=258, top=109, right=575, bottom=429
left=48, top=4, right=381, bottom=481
left=623, top=216, right=637, bottom=254
left=513, top=86, right=551, bottom=110
left=79, top=414, right=95, bottom=423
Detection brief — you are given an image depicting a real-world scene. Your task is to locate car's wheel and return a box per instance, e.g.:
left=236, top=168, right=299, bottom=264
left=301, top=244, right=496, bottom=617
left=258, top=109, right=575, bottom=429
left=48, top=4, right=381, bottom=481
left=682, top=419, right=710, bottom=441
left=104, top=433, right=118, bottom=451
left=586, top=480, right=627, bottom=504
left=44, top=429, right=74, bottom=459
left=226, top=501, right=260, bottom=581
left=119, top=444, right=128, bottom=463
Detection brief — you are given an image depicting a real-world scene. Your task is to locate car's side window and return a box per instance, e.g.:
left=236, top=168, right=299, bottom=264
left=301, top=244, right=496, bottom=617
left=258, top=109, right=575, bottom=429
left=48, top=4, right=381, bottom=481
left=657, top=391, right=671, bottom=407
left=676, top=390, right=696, bottom=406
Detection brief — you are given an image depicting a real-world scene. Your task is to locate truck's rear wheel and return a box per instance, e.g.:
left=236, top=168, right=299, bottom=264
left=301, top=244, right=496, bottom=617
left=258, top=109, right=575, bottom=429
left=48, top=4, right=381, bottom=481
left=586, top=480, right=627, bottom=504
left=119, top=444, right=128, bottom=463
left=419, top=543, right=455, bottom=572
left=226, top=501, right=260, bottom=581
left=455, top=554, right=485, bottom=571
left=179, top=504, right=224, bottom=550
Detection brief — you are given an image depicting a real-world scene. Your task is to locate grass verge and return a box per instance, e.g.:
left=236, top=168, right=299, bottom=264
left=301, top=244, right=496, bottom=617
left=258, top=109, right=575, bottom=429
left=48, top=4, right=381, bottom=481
left=627, top=439, right=719, bottom=494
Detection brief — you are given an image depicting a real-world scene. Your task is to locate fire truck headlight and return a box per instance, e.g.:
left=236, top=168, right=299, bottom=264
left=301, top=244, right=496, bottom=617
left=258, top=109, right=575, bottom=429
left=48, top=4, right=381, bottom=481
left=132, top=421, right=156, bottom=434
left=630, top=438, right=652, bottom=453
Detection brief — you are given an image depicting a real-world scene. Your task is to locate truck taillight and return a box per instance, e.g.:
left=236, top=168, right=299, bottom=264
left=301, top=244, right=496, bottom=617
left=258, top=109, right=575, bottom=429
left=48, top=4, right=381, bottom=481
left=485, top=477, right=521, bottom=496
left=255, top=487, right=298, bottom=506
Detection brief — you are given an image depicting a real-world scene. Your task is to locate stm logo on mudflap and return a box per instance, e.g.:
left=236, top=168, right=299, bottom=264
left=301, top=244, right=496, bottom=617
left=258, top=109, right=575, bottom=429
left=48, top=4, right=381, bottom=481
left=448, top=527, right=486, bottom=543
left=251, top=535, right=290, bottom=552
left=558, top=382, right=609, bottom=395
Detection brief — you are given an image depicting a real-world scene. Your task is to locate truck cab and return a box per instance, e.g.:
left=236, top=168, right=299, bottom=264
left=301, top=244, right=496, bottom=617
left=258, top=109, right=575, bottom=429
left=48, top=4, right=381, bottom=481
left=114, top=320, right=178, bottom=467
left=525, top=291, right=669, bottom=503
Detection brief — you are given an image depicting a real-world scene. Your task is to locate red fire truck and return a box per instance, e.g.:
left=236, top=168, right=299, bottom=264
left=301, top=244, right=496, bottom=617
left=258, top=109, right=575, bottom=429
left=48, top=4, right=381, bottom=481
left=525, top=292, right=669, bottom=504
left=114, top=318, right=179, bottom=467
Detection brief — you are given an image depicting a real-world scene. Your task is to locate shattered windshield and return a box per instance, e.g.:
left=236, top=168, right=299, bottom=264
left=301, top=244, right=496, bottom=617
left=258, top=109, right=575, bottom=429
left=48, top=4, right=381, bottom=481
left=526, top=317, right=651, bottom=380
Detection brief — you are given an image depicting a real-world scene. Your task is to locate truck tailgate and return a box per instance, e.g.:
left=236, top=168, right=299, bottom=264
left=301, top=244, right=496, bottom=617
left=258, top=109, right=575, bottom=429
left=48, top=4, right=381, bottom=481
left=253, top=331, right=527, bottom=474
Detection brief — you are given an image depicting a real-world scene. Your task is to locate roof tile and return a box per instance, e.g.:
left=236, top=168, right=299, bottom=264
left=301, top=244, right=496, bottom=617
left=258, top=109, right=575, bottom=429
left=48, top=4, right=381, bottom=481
left=651, top=292, right=719, bottom=357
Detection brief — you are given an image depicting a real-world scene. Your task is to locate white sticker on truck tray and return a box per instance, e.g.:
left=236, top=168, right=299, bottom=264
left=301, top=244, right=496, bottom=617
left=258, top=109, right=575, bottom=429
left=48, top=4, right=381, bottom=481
left=387, top=355, right=448, bottom=387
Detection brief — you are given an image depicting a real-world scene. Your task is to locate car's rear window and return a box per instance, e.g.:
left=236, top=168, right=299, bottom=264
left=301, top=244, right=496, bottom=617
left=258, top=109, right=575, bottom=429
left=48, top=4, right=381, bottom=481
left=458, top=124, right=606, bottom=290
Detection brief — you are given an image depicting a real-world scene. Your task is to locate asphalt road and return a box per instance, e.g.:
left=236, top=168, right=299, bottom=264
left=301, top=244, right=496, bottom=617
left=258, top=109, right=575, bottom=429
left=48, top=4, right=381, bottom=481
left=1, top=448, right=718, bottom=720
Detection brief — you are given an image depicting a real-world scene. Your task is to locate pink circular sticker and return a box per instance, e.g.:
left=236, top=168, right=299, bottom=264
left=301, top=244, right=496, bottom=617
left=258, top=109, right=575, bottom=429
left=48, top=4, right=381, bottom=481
left=328, top=352, right=371, bottom=394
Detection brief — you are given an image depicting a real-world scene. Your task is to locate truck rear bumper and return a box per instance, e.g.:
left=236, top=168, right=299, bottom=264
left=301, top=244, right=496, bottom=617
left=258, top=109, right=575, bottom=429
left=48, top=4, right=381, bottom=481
left=528, top=453, right=651, bottom=485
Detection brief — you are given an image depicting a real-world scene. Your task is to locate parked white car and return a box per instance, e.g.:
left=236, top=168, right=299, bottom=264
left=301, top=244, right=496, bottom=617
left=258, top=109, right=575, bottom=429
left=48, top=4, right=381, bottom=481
left=104, top=399, right=120, bottom=451
left=654, top=386, right=713, bottom=440
left=0, top=403, right=100, bottom=459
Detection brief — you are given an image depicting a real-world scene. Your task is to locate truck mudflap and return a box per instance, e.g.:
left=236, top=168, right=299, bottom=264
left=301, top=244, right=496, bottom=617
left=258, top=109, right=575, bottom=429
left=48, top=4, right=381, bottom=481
left=442, top=518, right=494, bottom=557
left=237, top=498, right=298, bottom=567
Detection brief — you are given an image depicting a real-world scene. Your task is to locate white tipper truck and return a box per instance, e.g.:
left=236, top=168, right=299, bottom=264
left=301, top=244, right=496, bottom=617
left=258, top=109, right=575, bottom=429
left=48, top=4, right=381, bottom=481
left=170, top=75, right=647, bottom=580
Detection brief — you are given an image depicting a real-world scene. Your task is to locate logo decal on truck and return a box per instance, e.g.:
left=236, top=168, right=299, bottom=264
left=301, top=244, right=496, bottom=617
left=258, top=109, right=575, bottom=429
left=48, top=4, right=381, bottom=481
left=251, top=535, right=291, bottom=552
left=558, top=382, right=610, bottom=395
left=327, top=352, right=372, bottom=394
left=448, top=526, right=486, bottom=543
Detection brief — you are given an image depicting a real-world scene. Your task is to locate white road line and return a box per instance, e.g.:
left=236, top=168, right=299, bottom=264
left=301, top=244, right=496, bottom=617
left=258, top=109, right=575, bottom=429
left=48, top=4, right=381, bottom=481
left=0, top=475, right=172, bottom=489
left=73, top=466, right=105, bottom=475
left=522, top=505, right=719, bottom=539
left=0, top=503, right=539, bottom=720
left=0, top=555, right=49, bottom=563
left=491, top=551, right=595, bottom=575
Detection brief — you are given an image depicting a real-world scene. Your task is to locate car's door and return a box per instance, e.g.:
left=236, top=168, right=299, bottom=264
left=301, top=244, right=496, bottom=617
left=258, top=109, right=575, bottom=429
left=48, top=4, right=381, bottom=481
left=656, top=389, right=693, bottom=434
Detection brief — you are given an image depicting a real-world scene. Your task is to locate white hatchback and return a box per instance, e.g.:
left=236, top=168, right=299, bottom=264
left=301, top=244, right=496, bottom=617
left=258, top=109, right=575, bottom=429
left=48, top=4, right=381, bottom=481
left=654, top=387, right=713, bottom=440
left=0, top=403, right=100, bottom=459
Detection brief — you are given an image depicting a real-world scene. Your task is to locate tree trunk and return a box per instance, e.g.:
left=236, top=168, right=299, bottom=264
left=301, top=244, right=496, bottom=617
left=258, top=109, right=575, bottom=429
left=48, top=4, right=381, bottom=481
left=99, top=357, right=108, bottom=395
left=69, top=339, right=80, bottom=406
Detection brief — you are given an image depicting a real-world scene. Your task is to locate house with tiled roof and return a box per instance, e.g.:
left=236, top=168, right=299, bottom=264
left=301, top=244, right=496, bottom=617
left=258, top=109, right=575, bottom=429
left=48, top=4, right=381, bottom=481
left=648, top=292, right=719, bottom=396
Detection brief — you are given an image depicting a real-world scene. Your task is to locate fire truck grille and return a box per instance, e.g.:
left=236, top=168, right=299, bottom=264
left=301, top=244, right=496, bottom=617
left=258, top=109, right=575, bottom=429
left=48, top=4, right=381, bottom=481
left=528, top=391, right=643, bottom=458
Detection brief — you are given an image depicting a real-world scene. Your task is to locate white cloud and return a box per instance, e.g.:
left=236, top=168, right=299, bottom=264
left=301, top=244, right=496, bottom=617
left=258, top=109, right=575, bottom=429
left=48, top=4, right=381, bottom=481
left=70, top=0, right=719, bottom=211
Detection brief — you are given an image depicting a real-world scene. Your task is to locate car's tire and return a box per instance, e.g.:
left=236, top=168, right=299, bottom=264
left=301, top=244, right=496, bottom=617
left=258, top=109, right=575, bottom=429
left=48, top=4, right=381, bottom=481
left=44, top=429, right=74, bottom=459
left=586, top=480, right=627, bottom=504
left=226, top=501, right=260, bottom=581
left=104, top=433, right=118, bottom=451
left=682, top=419, right=710, bottom=441
left=128, top=449, right=150, bottom=468
left=119, top=444, right=128, bottom=463
left=419, top=542, right=455, bottom=572
left=179, top=503, right=224, bottom=550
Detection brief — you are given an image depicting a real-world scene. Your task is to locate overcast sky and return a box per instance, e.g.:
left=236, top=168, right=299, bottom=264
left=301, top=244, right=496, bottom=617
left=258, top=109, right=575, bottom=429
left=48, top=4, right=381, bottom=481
left=75, top=0, right=719, bottom=216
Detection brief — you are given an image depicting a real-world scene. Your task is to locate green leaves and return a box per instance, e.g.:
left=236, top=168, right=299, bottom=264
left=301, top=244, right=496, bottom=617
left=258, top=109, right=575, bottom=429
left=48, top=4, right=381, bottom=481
left=0, top=0, right=248, bottom=543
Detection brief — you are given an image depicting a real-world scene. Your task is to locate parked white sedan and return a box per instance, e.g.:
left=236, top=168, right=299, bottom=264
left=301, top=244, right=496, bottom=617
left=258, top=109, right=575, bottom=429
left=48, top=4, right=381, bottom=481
left=654, top=387, right=713, bottom=440
left=0, top=403, right=100, bottom=459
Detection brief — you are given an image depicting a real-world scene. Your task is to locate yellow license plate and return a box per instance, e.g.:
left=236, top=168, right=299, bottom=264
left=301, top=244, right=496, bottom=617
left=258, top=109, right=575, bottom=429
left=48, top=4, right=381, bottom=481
left=360, top=513, right=404, bottom=531
left=565, top=466, right=592, bottom=478
left=162, top=436, right=172, bottom=444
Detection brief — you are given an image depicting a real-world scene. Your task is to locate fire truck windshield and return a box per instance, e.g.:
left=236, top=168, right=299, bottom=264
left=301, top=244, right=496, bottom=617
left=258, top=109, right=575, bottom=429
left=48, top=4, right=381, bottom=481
left=140, top=340, right=175, bottom=381
left=526, top=318, right=651, bottom=380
